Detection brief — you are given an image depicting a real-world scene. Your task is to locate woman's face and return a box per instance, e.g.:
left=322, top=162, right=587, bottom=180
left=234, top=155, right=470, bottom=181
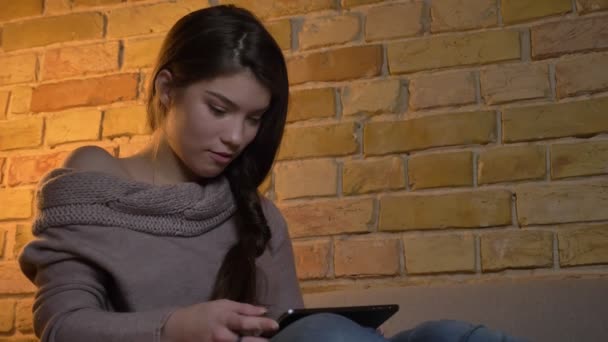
left=163, top=69, right=271, bottom=178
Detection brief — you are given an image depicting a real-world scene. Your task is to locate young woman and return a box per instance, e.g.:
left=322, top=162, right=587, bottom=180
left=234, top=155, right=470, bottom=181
left=19, top=5, right=525, bottom=342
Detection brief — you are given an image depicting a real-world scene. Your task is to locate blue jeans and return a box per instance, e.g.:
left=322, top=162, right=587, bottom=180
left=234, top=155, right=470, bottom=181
left=270, top=313, right=528, bottom=342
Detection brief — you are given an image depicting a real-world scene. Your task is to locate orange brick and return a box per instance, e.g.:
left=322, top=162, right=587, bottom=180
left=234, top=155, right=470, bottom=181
left=408, top=151, right=473, bottom=189
left=478, top=145, right=546, bottom=184
left=342, top=0, right=383, bottom=8
left=3, top=12, right=104, bottom=51
left=342, top=157, right=405, bottom=195
left=15, top=298, right=34, bottom=334
left=107, top=0, right=205, bottom=38
left=73, top=0, right=122, bottom=6
left=556, top=52, right=608, bottom=98
left=278, top=122, right=357, bottom=160
left=293, top=239, right=331, bottom=279
left=9, top=86, right=33, bottom=115
left=274, top=159, right=337, bottom=200
left=220, top=0, right=335, bottom=19
left=299, top=15, right=359, bottom=50
left=0, top=117, right=43, bottom=151
left=31, top=73, right=139, bottom=113
left=342, top=80, right=401, bottom=116
left=287, top=88, right=335, bottom=123
left=576, top=0, right=608, bottom=13
left=559, top=224, right=608, bottom=266
left=0, top=0, right=43, bottom=21
left=551, top=140, right=608, bottom=179
left=404, top=234, right=476, bottom=274
left=279, top=198, right=373, bottom=238
left=0, top=228, right=5, bottom=257
left=481, top=63, right=550, bottom=104
left=364, top=111, right=496, bottom=155
left=334, top=237, right=400, bottom=277
left=502, top=97, right=608, bottom=143
left=46, top=109, right=102, bottom=146
left=0, top=299, right=15, bottom=333
left=379, top=190, right=512, bottom=231
left=0, top=188, right=33, bottom=220
left=0, top=91, right=9, bottom=120
left=501, top=0, right=572, bottom=24
left=42, top=42, right=120, bottom=80
left=45, top=0, right=71, bottom=14
left=287, top=45, right=382, bottom=85
left=0, top=262, right=36, bottom=294
left=516, top=181, right=608, bottom=225
left=481, top=230, right=553, bottom=271
left=409, top=70, right=476, bottom=110
left=0, top=336, right=39, bottom=342
left=14, top=224, right=34, bottom=258
left=431, top=0, right=497, bottom=32
left=103, top=105, right=150, bottom=138
left=365, top=2, right=423, bottom=41
left=388, top=31, right=520, bottom=74
left=8, top=151, right=69, bottom=186
left=532, top=16, right=608, bottom=59
left=123, top=36, right=165, bottom=69
left=266, top=19, right=291, bottom=51
left=0, top=53, right=37, bottom=86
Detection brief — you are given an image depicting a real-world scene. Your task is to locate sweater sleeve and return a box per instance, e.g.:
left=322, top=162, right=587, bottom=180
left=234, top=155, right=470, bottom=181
left=260, top=198, right=305, bottom=319
left=19, top=228, right=176, bottom=342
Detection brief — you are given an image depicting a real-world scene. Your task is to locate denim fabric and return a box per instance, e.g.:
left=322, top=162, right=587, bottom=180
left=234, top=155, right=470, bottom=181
left=270, top=313, right=528, bottom=342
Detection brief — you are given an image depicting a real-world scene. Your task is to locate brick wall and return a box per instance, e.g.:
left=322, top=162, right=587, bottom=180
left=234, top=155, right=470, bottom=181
left=1, top=0, right=608, bottom=340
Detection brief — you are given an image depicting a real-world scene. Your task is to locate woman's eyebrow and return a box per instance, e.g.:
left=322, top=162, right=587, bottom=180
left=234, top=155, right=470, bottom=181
left=205, top=90, right=238, bottom=109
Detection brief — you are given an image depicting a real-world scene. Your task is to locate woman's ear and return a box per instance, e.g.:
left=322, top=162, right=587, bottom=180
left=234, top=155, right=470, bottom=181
left=155, top=69, right=173, bottom=108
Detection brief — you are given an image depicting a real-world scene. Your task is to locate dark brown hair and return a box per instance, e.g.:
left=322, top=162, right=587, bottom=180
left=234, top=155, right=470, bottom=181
left=146, top=5, right=289, bottom=304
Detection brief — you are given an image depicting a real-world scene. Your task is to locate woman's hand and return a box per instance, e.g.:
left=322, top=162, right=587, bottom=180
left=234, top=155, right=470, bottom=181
left=162, top=299, right=279, bottom=342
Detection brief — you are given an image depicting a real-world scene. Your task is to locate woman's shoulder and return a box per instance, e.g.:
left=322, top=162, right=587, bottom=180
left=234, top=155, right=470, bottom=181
left=63, top=145, right=130, bottom=179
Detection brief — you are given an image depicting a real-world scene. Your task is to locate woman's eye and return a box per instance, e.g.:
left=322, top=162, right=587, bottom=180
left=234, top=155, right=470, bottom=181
left=209, top=105, right=227, bottom=115
left=247, top=116, right=262, bottom=125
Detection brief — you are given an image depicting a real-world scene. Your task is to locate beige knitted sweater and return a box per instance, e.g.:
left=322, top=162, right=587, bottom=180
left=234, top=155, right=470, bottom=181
left=19, top=168, right=304, bottom=342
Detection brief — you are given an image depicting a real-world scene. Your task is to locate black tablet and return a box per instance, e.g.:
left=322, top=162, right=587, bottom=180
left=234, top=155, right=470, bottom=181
left=276, top=304, right=399, bottom=332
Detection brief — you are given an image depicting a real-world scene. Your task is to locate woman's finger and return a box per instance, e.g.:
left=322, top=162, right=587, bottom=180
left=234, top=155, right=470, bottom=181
left=226, top=313, right=278, bottom=333
left=227, top=301, right=268, bottom=316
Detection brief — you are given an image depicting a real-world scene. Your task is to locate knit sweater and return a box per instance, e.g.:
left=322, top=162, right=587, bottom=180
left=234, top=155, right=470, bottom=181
left=18, top=168, right=304, bottom=342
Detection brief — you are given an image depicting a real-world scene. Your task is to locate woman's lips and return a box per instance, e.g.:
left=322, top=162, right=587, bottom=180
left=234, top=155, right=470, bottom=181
left=209, top=151, right=233, bottom=164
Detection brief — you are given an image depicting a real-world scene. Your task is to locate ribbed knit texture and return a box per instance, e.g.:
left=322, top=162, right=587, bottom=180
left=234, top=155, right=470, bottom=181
left=33, top=168, right=237, bottom=237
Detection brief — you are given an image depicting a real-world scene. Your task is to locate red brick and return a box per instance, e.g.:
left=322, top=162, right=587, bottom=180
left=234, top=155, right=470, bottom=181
left=279, top=198, right=374, bottom=238
left=278, top=122, right=358, bottom=160
left=481, top=63, right=550, bottom=104
left=0, top=53, right=37, bottom=86
left=481, top=230, right=554, bottom=271
left=502, top=97, right=608, bottom=143
left=299, top=15, right=360, bottom=50
left=404, top=234, right=476, bottom=274
left=559, top=224, right=608, bottom=266
left=287, top=88, right=335, bottom=123
left=551, top=140, right=608, bottom=179
left=0, top=0, right=43, bottom=21
left=31, top=74, right=139, bottom=113
left=502, top=0, right=572, bottom=24
left=556, top=52, right=608, bottom=98
left=576, top=0, right=608, bottom=13
left=293, top=239, right=331, bottom=279
left=364, top=111, right=496, bottom=155
left=3, top=12, right=104, bottom=51
left=365, top=2, right=423, bottom=41
left=0, top=262, right=36, bottom=294
left=516, top=181, right=608, bottom=225
left=388, top=31, right=520, bottom=74
left=220, top=0, right=335, bottom=19
left=107, top=0, right=205, bottom=38
left=287, top=45, right=382, bottom=85
left=334, top=237, right=400, bottom=277
left=379, top=190, right=512, bottom=231
left=43, top=42, right=120, bottom=80
left=409, top=70, right=476, bottom=110
left=8, top=151, right=69, bottom=186
left=532, top=16, right=608, bottom=59
left=274, top=159, right=337, bottom=200
left=431, top=0, right=497, bottom=32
